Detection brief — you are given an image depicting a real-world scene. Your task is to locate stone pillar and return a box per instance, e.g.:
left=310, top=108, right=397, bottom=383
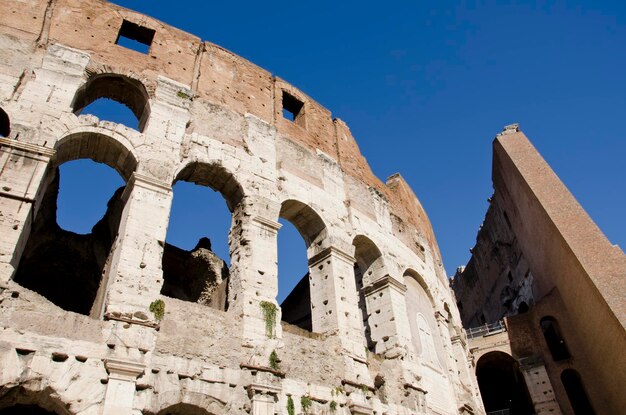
left=362, top=276, right=412, bottom=358
left=308, top=246, right=371, bottom=384
left=103, top=359, right=145, bottom=415
left=103, top=173, right=173, bottom=322
left=451, top=331, right=484, bottom=413
left=0, top=138, right=54, bottom=283
left=229, top=211, right=283, bottom=347
left=519, top=358, right=562, bottom=415
left=247, top=372, right=281, bottom=415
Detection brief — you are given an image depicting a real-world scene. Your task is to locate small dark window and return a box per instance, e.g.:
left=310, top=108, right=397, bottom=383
left=282, top=91, right=304, bottom=124
left=116, top=20, right=155, bottom=54
left=518, top=301, right=529, bottom=314
left=540, top=316, right=571, bottom=361
left=0, top=108, right=9, bottom=137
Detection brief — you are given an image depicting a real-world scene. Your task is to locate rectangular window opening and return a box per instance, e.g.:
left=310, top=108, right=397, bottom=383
left=116, top=20, right=155, bottom=54
left=282, top=91, right=304, bottom=123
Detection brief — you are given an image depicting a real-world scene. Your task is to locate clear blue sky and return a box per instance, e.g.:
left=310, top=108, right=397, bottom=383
left=58, top=1, right=625, bottom=302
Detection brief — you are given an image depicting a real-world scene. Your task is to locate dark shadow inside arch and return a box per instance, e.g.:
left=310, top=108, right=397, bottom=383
left=0, top=405, right=59, bottom=415
left=13, top=133, right=137, bottom=317
left=540, top=316, right=570, bottom=361
left=278, top=200, right=327, bottom=333
left=561, top=369, right=595, bottom=415
left=146, top=403, right=215, bottom=415
left=72, top=74, right=150, bottom=132
left=0, top=107, right=9, bottom=137
left=476, top=351, right=535, bottom=415
left=160, top=163, right=244, bottom=312
left=0, top=387, right=69, bottom=415
left=353, top=235, right=382, bottom=351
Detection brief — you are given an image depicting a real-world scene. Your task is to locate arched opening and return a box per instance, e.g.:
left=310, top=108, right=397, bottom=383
left=353, top=235, right=384, bottom=351
left=561, top=369, right=595, bottom=415
left=540, top=316, right=570, bottom=361
left=161, top=162, right=244, bottom=311
left=13, top=133, right=137, bottom=317
left=72, top=74, right=150, bottom=131
left=403, top=270, right=445, bottom=368
left=278, top=199, right=327, bottom=332
left=0, top=387, right=70, bottom=415
left=0, top=405, right=58, bottom=414
left=476, top=351, right=534, bottom=415
left=517, top=301, right=529, bottom=314
left=0, top=107, right=9, bottom=137
left=152, top=403, right=214, bottom=415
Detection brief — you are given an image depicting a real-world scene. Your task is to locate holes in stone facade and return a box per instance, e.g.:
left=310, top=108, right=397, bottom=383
left=475, top=351, right=534, bottom=414
left=161, top=163, right=243, bottom=311
left=0, top=107, right=9, bottom=137
left=13, top=133, right=136, bottom=317
left=540, top=316, right=571, bottom=361
left=282, top=91, right=305, bottom=127
left=561, top=369, right=595, bottom=415
left=116, top=20, right=155, bottom=54
left=72, top=74, right=150, bottom=131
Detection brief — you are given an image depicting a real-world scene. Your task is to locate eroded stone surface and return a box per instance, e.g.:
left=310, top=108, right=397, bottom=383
left=0, top=1, right=481, bottom=414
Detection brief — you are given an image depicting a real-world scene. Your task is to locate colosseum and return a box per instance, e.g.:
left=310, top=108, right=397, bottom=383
left=0, top=0, right=484, bottom=414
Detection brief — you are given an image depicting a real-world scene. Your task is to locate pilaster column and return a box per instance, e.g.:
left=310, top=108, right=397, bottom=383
left=308, top=246, right=371, bottom=384
left=103, top=359, right=145, bottom=415
left=228, top=209, right=282, bottom=346
left=103, top=173, right=173, bottom=321
left=0, top=138, right=54, bottom=283
left=519, top=357, right=562, bottom=415
left=362, top=275, right=412, bottom=358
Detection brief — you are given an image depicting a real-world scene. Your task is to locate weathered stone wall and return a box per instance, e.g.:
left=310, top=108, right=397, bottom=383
left=453, top=125, right=626, bottom=414
left=0, top=0, right=480, bottom=414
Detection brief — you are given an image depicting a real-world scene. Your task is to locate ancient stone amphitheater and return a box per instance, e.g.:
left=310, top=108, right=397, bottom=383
left=0, top=0, right=482, bottom=414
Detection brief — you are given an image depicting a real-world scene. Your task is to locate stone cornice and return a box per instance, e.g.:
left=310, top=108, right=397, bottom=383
left=308, top=246, right=355, bottom=267
left=105, top=359, right=145, bottom=381
left=362, top=275, right=407, bottom=296
left=0, top=137, right=55, bottom=157
left=252, top=216, right=282, bottom=232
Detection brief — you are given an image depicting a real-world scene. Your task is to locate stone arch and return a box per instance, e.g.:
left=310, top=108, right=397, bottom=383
left=160, top=161, right=245, bottom=310
left=53, top=129, right=139, bottom=181
left=475, top=351, right=534, bottom=415
left=353, top=235, right=386, bottom=286
left=352, top=235, right=386, bottom=349
left=0, top=385, right=71, bottom=415
left=279, top=199, right=327, bottom=251
left=403, top=268, right=435, bottom=304
left=278, top=199, right=329, bottom=332
left=72, top=73, right=151, bottom=131
left=144, top=390, right=227, bottom=415
left=0, top=107, right=9, bottom=137
left=13, top=130, right=137, bottom=316
left=403, top=269, right=446, bottom=368
left=561, top=369, right=595, bottom=415
left=173, top=162, right=244, bottom=212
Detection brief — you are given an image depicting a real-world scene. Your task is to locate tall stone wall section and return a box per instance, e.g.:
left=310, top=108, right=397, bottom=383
left=0, top=0, right=481, bottom=414
left=452, top=125, right=626, bottom=414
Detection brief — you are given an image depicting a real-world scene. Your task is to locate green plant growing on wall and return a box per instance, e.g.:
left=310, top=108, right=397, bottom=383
left=176, top=90, right=191, bottom=100
left=301, top=396, right=312, bottom=413
left=269, top=350, right=280, bottom=371
left=259, top=301, right=277, bottom=338
left=149, top=299, right=165, bottom=321
left=287, top=395, right=295, bottom=415
left=329, top=400, right=337, bottom=412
